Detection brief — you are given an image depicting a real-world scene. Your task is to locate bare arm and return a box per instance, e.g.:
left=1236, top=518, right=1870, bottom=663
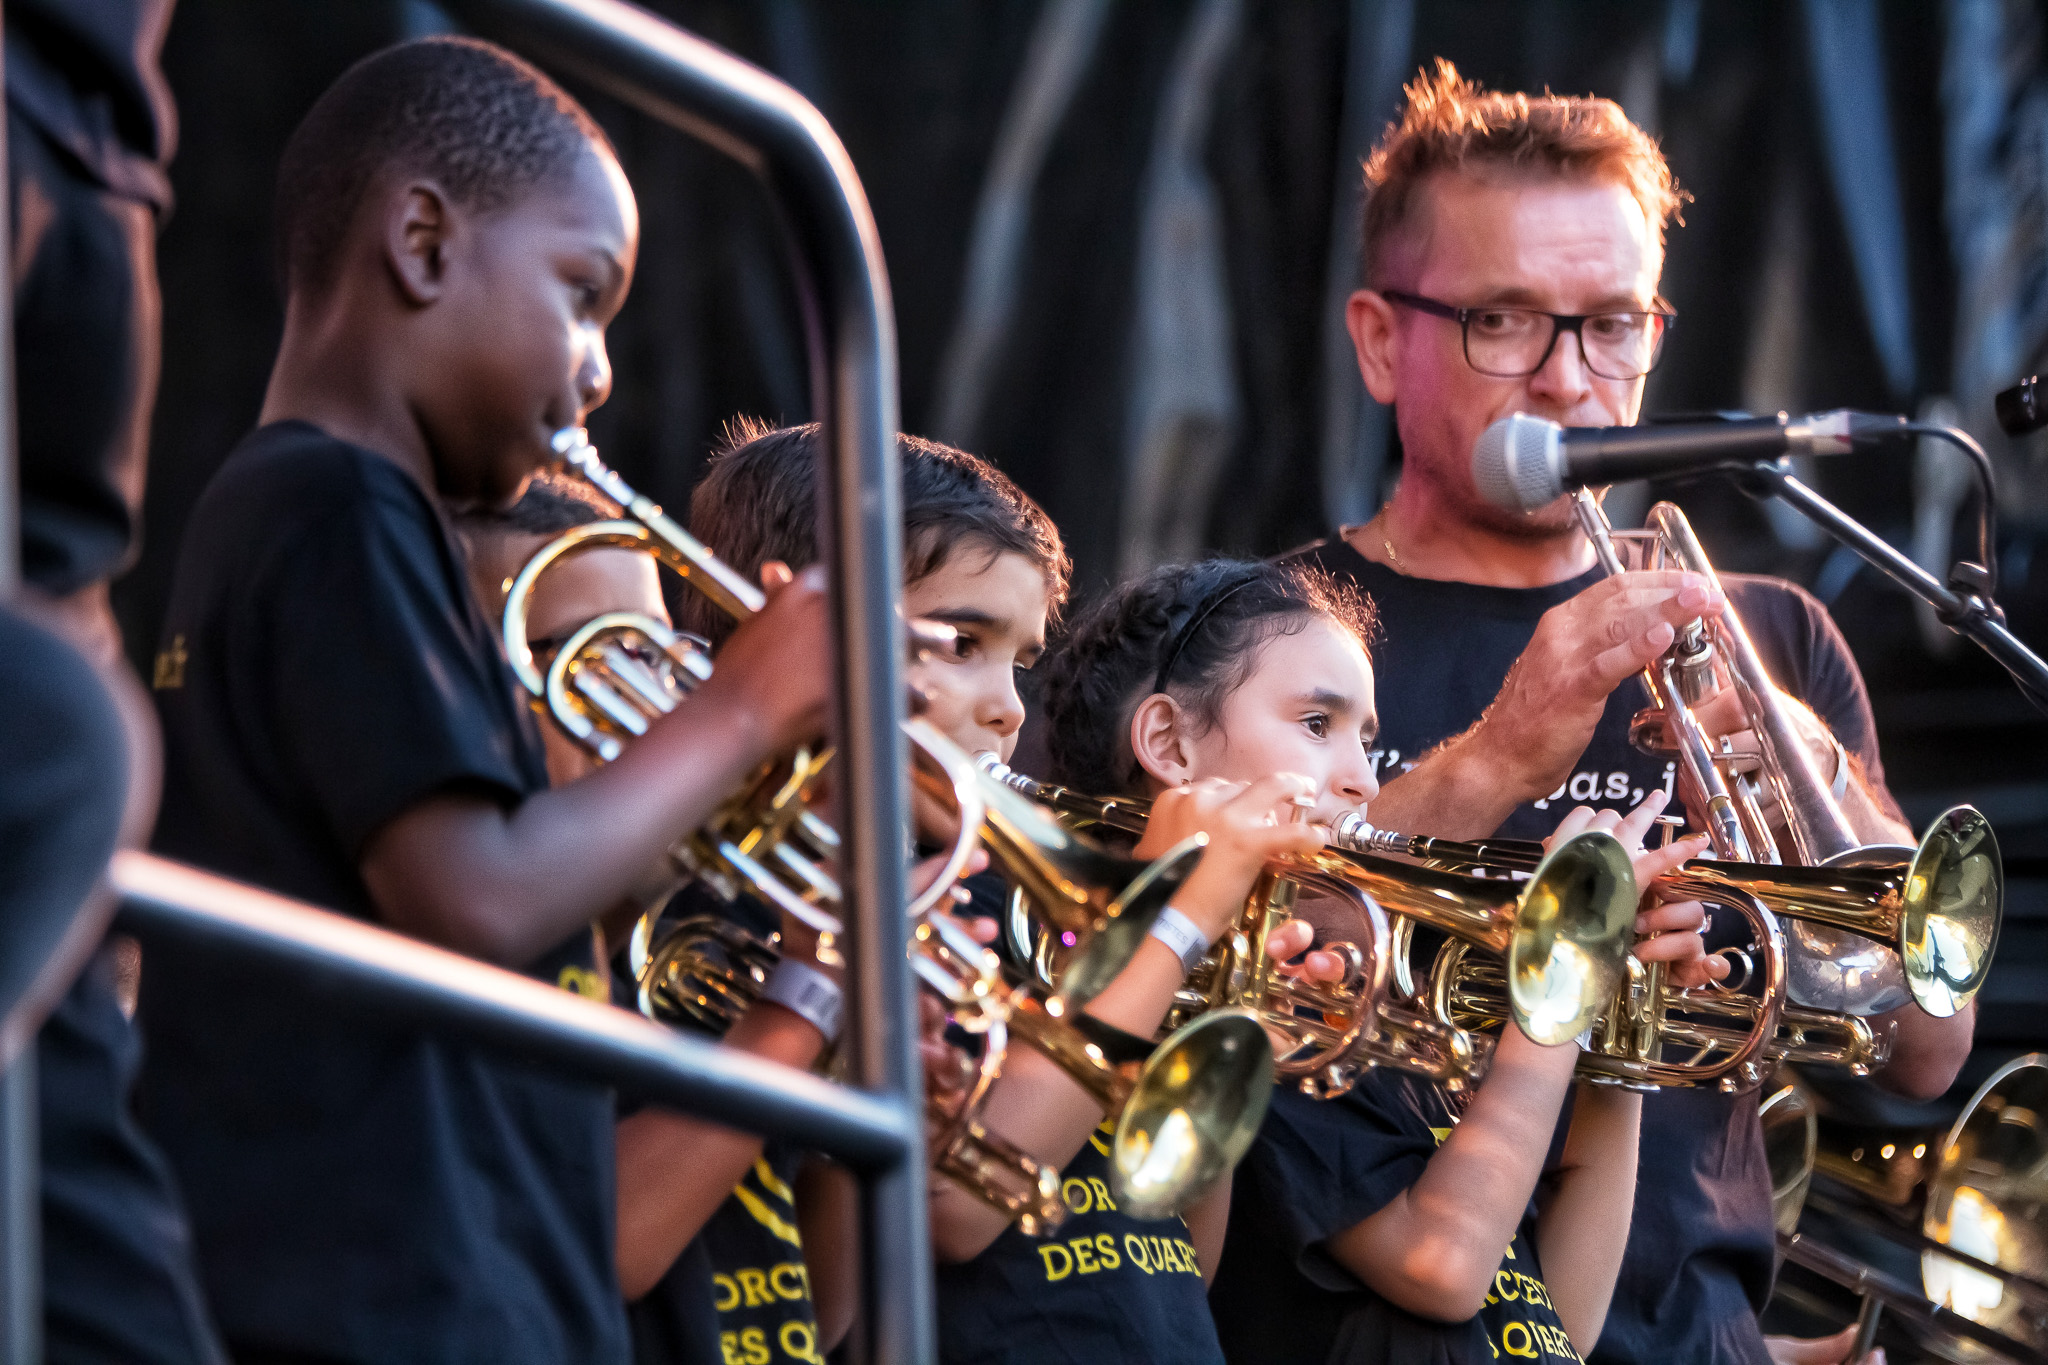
left=1367, top=572, right=1723, bottom=838
left=1533, top=1083, right=1641, bottom=1353
left=1322, top=1029, right=1578, bottom=1321
left=1877, top=999, right=1975, bottom=1100
left=1320, top=794, right=1708, bottom=1324
left=1183, top=1176, right=1231, bottom=1287
left=360, top=570, right=830, bottom=967
left=613, top=1002, right=829, bottom=1301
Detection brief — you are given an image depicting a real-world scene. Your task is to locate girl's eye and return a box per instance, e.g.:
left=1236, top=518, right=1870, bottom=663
left=1303, top=713, right=1330, bottom=739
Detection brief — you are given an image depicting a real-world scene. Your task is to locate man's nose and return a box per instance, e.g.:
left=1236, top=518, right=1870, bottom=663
left=1528, top=325, right=1591, bottom=407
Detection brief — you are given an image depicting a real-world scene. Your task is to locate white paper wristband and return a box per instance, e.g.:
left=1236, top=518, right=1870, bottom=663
left=1148, top=906, right=1213, bottom=976
left=761, top=957, right=844, bottom=1043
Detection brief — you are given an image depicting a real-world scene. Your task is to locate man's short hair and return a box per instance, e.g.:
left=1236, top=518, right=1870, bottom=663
left=274, top=36, right=611, bottom=296
left=1360, top=59, right=1685, bottom=287
left=681, top=417, right=1072, bottom=647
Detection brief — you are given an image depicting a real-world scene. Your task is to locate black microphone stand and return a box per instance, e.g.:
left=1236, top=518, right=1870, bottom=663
left=1726, top=456, right=2048, bottom=714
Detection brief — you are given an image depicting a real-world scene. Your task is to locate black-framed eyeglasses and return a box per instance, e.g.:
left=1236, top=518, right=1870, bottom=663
left=1381, top=290, right=1676, bottom=381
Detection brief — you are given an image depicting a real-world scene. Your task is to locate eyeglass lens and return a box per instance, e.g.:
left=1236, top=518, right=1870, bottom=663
left=1465, top=308, right=1664, bottom=380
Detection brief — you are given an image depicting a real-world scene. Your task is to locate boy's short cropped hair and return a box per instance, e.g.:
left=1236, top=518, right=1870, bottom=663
left=681, top=418, right=1071, bottom=646
left=1361, top=59, right=1685, bottom=287
left=274, top=35, right=612, bottom=296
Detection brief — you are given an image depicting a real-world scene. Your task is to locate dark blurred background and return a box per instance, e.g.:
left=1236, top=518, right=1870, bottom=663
left=120, top=3, right=2047, bottom=1061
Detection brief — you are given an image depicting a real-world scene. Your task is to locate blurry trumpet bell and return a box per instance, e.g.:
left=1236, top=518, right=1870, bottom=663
left=972, top=756, right=1204, bottom=1008
left=1922, top=1055, right=2048, bottom=1357
left=1774, top=1055, right=2048, bottom=1362
left=912, top=903, right=1273, bottom=1220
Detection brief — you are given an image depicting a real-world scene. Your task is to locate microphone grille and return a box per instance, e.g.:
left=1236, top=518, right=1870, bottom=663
left=1471, top=413, right=1565, bottom=510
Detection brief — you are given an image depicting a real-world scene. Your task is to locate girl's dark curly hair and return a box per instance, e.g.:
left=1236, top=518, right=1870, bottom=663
left=1037, top=558, right=1376, bottom=797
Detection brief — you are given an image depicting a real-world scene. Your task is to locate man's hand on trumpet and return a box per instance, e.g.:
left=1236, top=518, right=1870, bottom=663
left=1547, top=788, right=1727, bottom=989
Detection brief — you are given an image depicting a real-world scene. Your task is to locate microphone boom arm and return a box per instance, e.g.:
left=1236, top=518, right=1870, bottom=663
left=1731, top=458, right=2048, bottom=714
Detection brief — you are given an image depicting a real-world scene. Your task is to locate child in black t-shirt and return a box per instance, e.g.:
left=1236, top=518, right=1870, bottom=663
left=681, top=425, right=1343, bottom=1365
left=144, top=41, right=840, bottom=1365
left=1035, top=559, right=1722, bottom=1365
left=456, top=471, right=849, bottom=1365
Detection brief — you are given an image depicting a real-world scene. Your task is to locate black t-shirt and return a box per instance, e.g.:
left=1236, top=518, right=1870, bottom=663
left=937, top=1120, right=1225, bottom=1365
left=1287, top=536, right=1896, bottom=1365
left=702, top=1146, right=827, bottom=1365
left=1212, top=1073, right=1582, bottom=1365
left=626, top=1141, right=826, bottom=1365
left=143, top=422, right=628, bottom=1364
left=625, top=887, right=827, bottom=1365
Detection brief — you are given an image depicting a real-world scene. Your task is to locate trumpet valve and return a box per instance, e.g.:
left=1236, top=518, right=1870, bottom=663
left=1628, top=707, right=1677, bottom=758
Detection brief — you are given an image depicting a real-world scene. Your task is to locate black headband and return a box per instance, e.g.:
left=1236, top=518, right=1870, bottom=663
left=1152, top=575, right=1256, bottom=696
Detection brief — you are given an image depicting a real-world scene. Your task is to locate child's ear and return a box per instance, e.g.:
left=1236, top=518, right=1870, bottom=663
left=1129, top=693, right=1194, bottom=786
left=385, top=182, right=455, bottom=305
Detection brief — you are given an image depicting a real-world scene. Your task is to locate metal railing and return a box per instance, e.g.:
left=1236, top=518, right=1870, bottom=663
left=0, top=0, right=929, bottom=1355
left=112, top=854, right=917, bottom=1169
left=421, top=1, right=932, bottom=1357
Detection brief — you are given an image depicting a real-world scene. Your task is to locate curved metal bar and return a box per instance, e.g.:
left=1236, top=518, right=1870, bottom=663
left=110, top=853, right=914, bottom=1170
left=431, top=2, right=926, bottom=1355
left=1780, top=1232, right=2048, bottom=1365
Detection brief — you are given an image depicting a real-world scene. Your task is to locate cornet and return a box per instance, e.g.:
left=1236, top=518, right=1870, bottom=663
left=1336, top=822, right=1887, bottom=1087
left=1568, top=491, right=2003, bottom=1019
left=979, top=761, right=1640, bottom=1093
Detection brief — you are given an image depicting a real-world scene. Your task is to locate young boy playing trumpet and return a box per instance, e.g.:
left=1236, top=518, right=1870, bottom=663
left=143, top=40, right=838, bottom=1363
left=456, top=470, right=865, bottom=1365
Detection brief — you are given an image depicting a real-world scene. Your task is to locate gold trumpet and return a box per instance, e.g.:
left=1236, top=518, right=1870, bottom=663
left=1570, top=491, right=2003, bottom=1019
left=1342, top=812, right=2000, bottom=1082
left=632, top=853, right=1273, bottom=1229
left=979, top=761, right=1640, bottom=1093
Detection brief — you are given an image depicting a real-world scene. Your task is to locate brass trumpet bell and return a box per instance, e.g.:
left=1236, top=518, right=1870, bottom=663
left=1680, top=805, right=2002, bottom=1020
left=1500, top=830, right=1641, bottom=1045
left=1112, top=1007, right=1274, bottom=1220
left=1320, top=830, right=1637, bottom=1048
left=1900, top=807, right=2001, bottom=1018
left=969, top=756, right=1205, bottom=1008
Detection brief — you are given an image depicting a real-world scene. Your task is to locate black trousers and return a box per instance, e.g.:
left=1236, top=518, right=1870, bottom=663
left=0, top=605, right=226, bottom=1365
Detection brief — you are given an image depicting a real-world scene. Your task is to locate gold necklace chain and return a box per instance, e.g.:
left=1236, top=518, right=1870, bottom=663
left=1374, top=512, right=1409, bottom=575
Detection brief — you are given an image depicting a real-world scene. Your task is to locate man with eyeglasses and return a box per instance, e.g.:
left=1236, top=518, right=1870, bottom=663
left=1280, top=62, right=1968, bottom=1365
